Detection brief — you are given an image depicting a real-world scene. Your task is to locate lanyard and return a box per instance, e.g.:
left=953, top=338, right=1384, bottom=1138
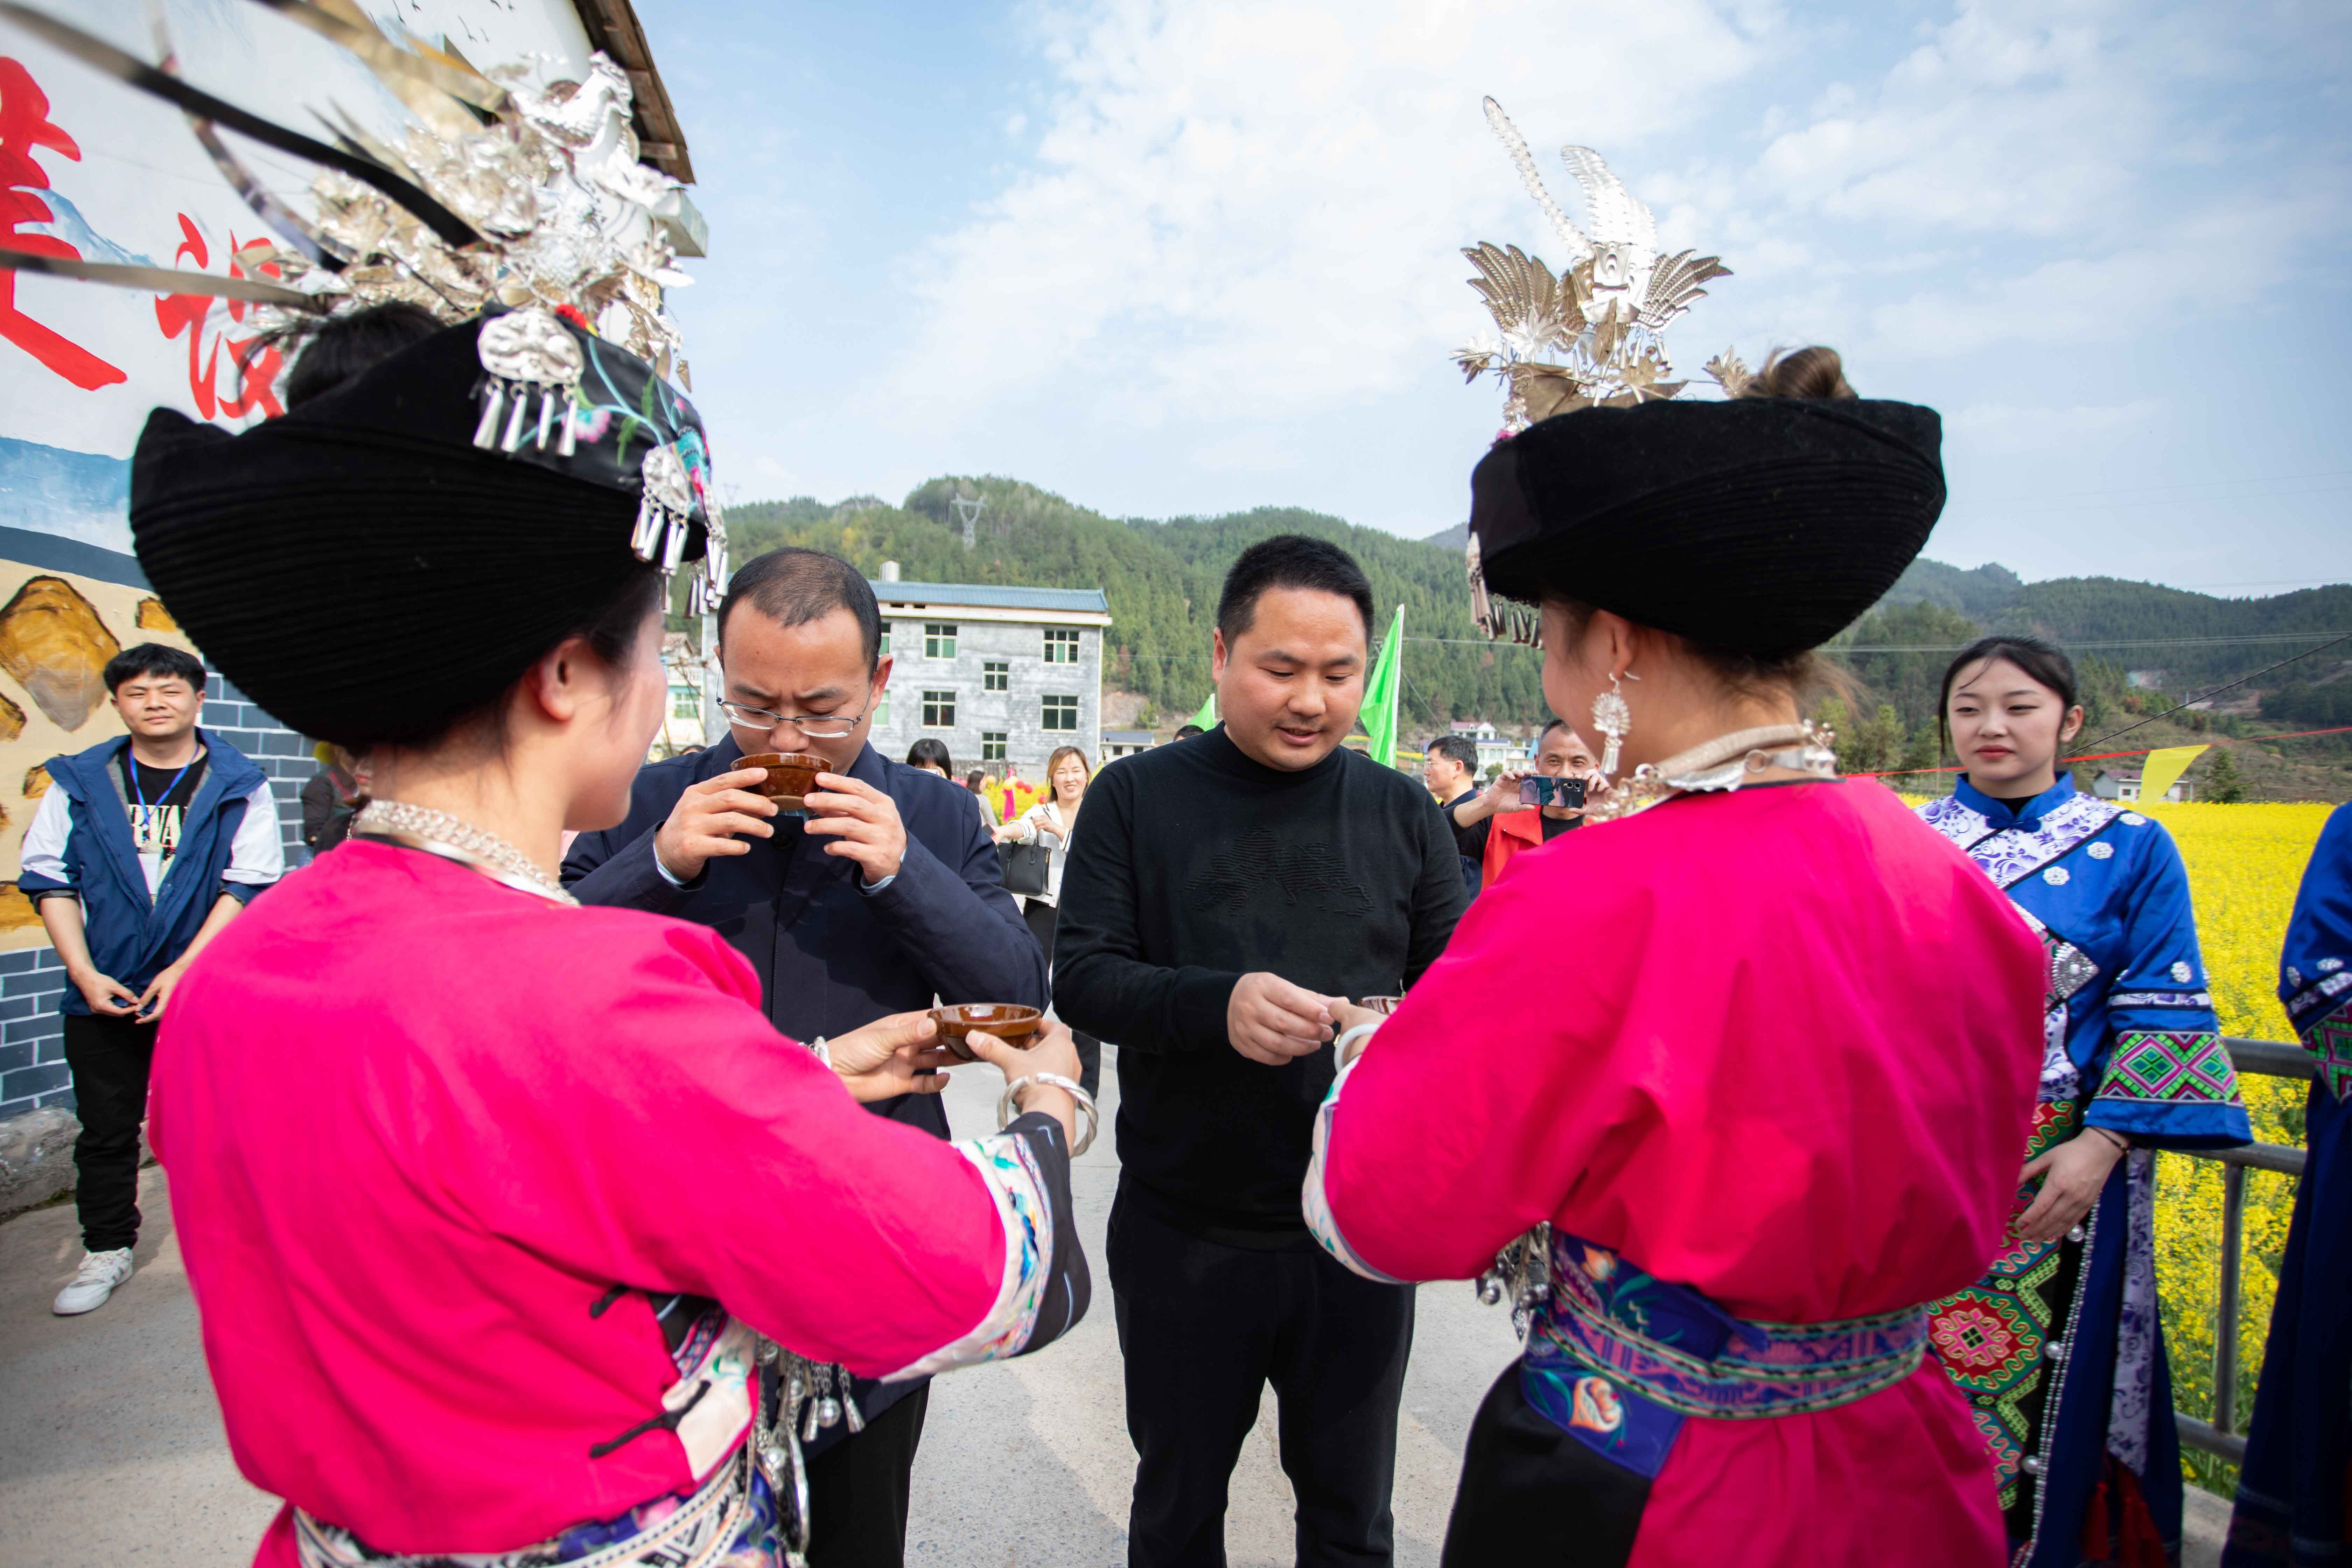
left=128, top=749, right=199, bottom=818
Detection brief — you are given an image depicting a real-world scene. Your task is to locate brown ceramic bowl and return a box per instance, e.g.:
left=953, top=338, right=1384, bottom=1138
left=739, top=751, right=829, bottom=810
left=931, top=1003, right=1044, bottom=1063
left=1360, top=995, right=1406, bottom=1016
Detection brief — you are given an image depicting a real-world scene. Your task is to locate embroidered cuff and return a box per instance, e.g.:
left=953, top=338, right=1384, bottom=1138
left=2089, top=1029, right=2250, bottom=1145
left=881, top=1112, right=1083, bottom=1379
left=1302, top=1050, right=1407, bottom=1285
left=2294, top=994, right=2352, bottom=1102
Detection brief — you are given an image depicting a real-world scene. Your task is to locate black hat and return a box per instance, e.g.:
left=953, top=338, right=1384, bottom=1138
left=1467, top=396, right=1945, bottom=655
left=131, top=310, right=722, bottom=749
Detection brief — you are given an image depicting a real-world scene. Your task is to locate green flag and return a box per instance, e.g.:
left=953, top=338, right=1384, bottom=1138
left=1362, top=606, right=1404, bottom=766
left=1190, top=690, right=1218, bottom=730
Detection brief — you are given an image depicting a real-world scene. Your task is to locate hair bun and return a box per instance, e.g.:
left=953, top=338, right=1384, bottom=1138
left=1743, top=345, right=1855, bottom=400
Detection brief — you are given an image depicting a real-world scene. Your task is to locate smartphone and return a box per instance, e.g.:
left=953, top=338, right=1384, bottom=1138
left=1519, top=776, right=1587, bottom=809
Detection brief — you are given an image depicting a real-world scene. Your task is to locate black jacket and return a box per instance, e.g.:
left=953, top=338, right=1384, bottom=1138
left=564, top=736, right=1046, bottom=1444
left=561, top=736, right=1048, bottom=1140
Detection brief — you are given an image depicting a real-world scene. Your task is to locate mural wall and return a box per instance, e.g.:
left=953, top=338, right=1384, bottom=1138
left=0, top=562, right=195, bottom=941
left=0, top=4, right=608, bottom=1115
left=2, top=0, right=602, bottom=550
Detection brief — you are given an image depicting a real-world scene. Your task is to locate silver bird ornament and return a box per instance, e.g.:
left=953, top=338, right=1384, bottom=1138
left=1457, top=97, right=1734, bottom=431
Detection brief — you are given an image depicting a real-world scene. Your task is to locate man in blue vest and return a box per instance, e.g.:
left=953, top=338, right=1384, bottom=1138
left=20, top=643, right=283, bottom=1316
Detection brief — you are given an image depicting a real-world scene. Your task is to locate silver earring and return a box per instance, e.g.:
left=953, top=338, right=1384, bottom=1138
left=1592, top=671, right=1633, bottom=776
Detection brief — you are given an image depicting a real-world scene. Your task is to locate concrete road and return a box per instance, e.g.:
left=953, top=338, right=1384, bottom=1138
left=0, top=1047, right=1522, bottom=1567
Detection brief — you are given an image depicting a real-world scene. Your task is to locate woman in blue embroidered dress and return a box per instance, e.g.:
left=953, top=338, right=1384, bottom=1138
left=2223, top=805, right=2352, bottom=1565
left=1920, top=635, right=2250, bottom=1567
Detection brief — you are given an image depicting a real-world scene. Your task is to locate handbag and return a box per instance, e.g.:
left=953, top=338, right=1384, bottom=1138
left=997, top=839, right=1051, bottom=897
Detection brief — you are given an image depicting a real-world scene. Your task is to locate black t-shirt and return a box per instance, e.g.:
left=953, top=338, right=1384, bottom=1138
left=1051, top=727, right=1469, bottom=1241
left=119, top=749, right=208, bottom=887
left=1441, top=790, right=1481, bottom=860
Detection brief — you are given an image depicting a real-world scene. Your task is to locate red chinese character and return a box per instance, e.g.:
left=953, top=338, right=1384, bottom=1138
left=0, top=57, right=127, bottom=390
left=154, top=215, right=285, bottom=421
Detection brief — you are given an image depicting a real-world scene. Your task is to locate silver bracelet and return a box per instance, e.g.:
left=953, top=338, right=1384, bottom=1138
left=809, top=1036, right=831, bottom=1068
left=997, top=1072, right=1098, bottom=1156
left=1335, top=1020, right=1381, bottom=1066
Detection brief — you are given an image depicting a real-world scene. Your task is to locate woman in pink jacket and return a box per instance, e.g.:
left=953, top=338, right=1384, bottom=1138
left=1305, top=352, right=2044, bottom=1567
left=132, top=310, right=1093, bottom=1568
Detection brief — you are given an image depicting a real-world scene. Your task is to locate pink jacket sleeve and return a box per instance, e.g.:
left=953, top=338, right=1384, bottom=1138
left=1306, top=859, right=1644, bottom=1284
left=424, top=918, right=1077, bottom=1380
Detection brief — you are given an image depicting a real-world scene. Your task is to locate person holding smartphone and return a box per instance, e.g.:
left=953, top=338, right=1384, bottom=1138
left=1446, top=718, right=1607, bottom=887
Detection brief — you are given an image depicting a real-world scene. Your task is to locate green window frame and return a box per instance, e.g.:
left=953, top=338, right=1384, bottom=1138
left=922, top=691, right=956, bottom=728
left=1042, top=695, right=1078, bottom=732
left=1043, top=626, right=1080, bottom=665
left=924, top=623, right=957, bottom=659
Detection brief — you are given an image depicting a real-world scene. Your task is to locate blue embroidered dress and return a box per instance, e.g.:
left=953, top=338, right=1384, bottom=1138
left=1919, top=773, right=2249, bottom=1567
left=2224, top=803, right=2352, bottom=1566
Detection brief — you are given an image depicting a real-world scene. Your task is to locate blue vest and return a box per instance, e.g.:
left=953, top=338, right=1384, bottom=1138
left=19, top=731, right=267, bottom=1013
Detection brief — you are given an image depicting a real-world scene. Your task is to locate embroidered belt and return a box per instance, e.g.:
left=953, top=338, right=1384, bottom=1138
left=292, top=1317, right=783, bottom=1568
left=292, top=1434, right=772, bottom=1568
left=1520, top=1232, right=1931, bottom=1479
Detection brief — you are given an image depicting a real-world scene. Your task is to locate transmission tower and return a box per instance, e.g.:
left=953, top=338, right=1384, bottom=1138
left=951, top=493, right=985, bottom=550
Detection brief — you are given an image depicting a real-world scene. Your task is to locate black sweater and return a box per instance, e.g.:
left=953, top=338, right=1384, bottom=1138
left=1053, top=727, right=1468, bottom=1240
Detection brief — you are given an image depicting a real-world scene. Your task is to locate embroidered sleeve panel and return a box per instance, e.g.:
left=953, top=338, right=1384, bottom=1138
left=1917, top=794, right=1988, bottom=850
left=2283, top=964, right=2352, bottom=1029
left=881, top=1112, right=1089, bottom=1381
left=2289, top=986, right=2352, bottom=1101
left=1933, top=794, right=2125, bottom=890
left=1303, top=1050, right=1408, bottom=1286
left=2087, top=1029, right=2250, bottom=1147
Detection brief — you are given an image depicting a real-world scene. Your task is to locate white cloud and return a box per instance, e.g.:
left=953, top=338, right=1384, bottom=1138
left=1698, top=0, right=2350, bottom=360
left=870, top=0, right=1769, bottom=430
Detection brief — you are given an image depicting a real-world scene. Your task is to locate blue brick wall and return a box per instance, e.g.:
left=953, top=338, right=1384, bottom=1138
left=0, top=947, right=72, bottom=1119
left=0, top=672, right=317, bottom=1123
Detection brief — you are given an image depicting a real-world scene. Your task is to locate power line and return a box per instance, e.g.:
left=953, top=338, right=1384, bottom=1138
left=2071, top=632, right=2352, bottom=754
left=1407, top=632, right=2352, bottom=653
left=1832, top=631, right=2352, bottom=653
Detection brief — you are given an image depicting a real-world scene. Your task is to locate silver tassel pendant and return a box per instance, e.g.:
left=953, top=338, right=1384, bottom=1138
left=556, top=390, right=580, bottom=457
left=471, top=379, right=507, bottom=449
left=534, top=386, right=557, bottom=450
left=661, top=512, right=690, bottom=572
left=630, top=499, right=665, bottom=562
left=500, top=384, right=532, bottom=451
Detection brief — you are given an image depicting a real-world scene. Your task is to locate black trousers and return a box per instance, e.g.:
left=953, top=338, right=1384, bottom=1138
left=1024, top=898, right=1101, bottom=1097
left=803, top=1381, right=929, bottom=1568
left=1109, top=1187, right=1415, bottom=1568
left=62, top=1011, right=155, bottom=1254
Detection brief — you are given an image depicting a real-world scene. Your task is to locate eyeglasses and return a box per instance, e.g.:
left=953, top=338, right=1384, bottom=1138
left=715, top=698, right=871, bottom=738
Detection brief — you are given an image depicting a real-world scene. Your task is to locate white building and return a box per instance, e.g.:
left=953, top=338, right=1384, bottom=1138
left=2090, top=768, right=2192, bottom=804
left=865, top=568, right=1114, bottom=774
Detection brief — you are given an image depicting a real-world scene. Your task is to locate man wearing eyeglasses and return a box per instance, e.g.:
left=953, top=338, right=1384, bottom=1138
left=561, top=547, right=1046, bottom=1568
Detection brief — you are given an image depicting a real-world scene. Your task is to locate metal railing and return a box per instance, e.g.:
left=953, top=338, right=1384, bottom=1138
left=2171, top=1036, right=2314, bottom=1467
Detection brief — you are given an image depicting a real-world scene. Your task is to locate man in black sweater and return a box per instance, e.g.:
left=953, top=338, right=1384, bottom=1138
left=1055, top=536, right=1468, bottom=1568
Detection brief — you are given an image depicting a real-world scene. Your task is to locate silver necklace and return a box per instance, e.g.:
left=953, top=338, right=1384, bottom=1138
left=350, top=800, right=577, bottom=905
left=1586, top=721, right=1838, bottom=822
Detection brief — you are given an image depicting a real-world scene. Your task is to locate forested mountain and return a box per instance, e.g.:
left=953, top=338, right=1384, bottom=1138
left=722, top=474, right=2349, bottom=742
left=726, top=477, right=1545, bottom=728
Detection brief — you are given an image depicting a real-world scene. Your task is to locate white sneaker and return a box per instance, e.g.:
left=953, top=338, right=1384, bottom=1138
left=51, top=1247, right=134, bottom=1315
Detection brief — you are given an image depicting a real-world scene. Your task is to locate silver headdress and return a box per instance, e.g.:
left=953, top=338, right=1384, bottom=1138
left=1454, top=98, right=1732, bottom=433
left=0, top=0, right=727, bottom=611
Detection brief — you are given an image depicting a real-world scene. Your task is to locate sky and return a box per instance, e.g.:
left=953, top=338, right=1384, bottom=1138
left=642, top=0, right=2351, bottom=594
